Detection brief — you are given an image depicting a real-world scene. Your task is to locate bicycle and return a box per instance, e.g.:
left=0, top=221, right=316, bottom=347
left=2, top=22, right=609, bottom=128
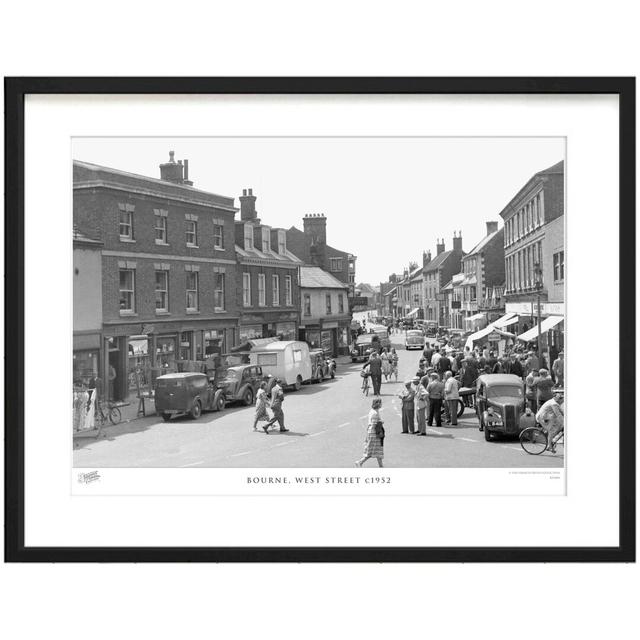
left=519, top=424, right=564, bottom=455
left=95, top=399, right=122, bottom=426
left=361, top=372, right=370, bottom=397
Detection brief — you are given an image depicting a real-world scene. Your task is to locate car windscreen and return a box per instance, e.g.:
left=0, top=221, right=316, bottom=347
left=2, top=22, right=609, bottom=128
left=487, top=385, right=523, bottom=399
left=224, top=370, right=239, bottom=380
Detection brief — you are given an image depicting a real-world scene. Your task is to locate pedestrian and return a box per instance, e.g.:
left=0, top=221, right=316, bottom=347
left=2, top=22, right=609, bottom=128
left=518, top=407, right=536, bottom=432
left=355, top=397, right=385, bottom=467
left=525, top=369, right=540, bottom=412
left=437, top=350, right=451, bottom=376
left=390, top=348, right=399, bottom=382
left=362, top=351, right=383, bottom=396
left=423, top=343, right=434, bottom=366
left=536, top=391, right=565, bottom=453
left=491, top=357, right=504, bottom=374
left=426, top=372, right=445, bottom=427
left=415, top=375, right=429, bottom=435
left=380, top=348, right=391, bottom=381
left=397, top=381, right=416, bottom=433
left=252, top=381, right=271, bottom=431
left=443, top=371, right=460, bottom=426
left=263, top=378, right=289, bottom=433
left=552, top=351, right=564, bottom=388
left=487, top=350, right=498, bottom=371
left=533, top=368, right=555, bottom=407
left=510, top=353, right=524, bottom=379
left=430, top=345, right=441, bottom=369
left=526, top=350, right=540, bottom=374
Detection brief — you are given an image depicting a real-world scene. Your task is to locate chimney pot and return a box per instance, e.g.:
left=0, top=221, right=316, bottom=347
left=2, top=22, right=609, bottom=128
left=248, top=188, right=253, bottom=196
left=169, top=150, right=175, bottom=163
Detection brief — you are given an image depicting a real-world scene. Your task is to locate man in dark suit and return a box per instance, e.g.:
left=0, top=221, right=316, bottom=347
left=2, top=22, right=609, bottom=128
left=510, top=354, right=524, bottom=378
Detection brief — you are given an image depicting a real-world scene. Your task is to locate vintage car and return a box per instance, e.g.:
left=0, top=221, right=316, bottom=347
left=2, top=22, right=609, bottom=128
left=155, top=372, right=226, bottom=421
left=350, top=332, right=390, bottom=362
left=475, top=373, right=526, bottom=441
left=404, top=329, right=425, bottom=350
left=218, top=364, right=272, bottom=406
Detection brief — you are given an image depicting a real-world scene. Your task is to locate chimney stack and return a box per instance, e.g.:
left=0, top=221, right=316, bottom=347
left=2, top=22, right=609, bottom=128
left=436, top=238, right=445, bottom=255
left=183, top=159, right=193, bottom=186
left=240, top=188, right=258, bottom=221
left=486, top=221, right=499, bottom=235
left=159, top=150, right=185, bottom=184
left=452, top=231, right=463, bottom=253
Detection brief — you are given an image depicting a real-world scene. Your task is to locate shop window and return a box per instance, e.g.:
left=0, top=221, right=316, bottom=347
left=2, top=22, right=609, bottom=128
left=272, top=275, right=280, bottom=306
left=119, top=269, right=135, bottom=313
left=186, top=272, right=199, bottom=311
left=214, top=273, right=225, bottom=311
left=155, top=270, right=169, bottom=312
left=258, top=274, right=266, bottom=306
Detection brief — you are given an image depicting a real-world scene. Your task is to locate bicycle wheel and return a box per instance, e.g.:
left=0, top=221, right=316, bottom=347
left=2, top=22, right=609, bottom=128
left=519, top=427, right=547, bottom=455
left=108, top=406, right=122, bottom=425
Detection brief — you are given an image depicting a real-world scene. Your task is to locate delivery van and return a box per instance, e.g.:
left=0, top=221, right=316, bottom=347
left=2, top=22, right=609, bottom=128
left=249, top=340, right=312, bottom=391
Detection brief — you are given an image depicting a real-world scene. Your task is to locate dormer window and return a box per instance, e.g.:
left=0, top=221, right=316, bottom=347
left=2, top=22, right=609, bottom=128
left=244, top=224, right=254, bottom=250
left=277, top=230, right=286, bottom=254
left=261, top=227, right=271, bottom=253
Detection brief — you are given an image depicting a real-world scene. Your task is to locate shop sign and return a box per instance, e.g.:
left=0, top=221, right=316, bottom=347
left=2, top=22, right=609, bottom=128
left=487, top=331, right=502, bottom=341
left=323, top=321, right=338, bottom=329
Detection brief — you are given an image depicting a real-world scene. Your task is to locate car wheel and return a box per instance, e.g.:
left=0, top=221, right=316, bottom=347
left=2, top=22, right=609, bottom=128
left=484, top=425, right=492, bottom=441
left=242, top=387, right=254, bottom=406
left=294, top=375, right=302, bottom=391
left=190, top=401, right=202, bottom=420
left=215, top=391, right=225, bottom=412
left=161, top=412, right=172, bottom=422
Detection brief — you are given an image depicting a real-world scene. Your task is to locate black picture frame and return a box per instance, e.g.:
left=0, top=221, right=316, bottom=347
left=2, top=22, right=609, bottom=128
left=4, top=77, right=635, bottom=563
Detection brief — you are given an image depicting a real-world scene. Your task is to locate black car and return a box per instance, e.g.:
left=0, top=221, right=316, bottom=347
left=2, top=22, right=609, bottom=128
left=218, top=365, right=272, bottom=406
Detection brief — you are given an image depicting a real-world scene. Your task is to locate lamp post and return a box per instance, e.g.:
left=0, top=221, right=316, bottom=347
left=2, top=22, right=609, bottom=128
left=533, top=261, right=543, bottom=362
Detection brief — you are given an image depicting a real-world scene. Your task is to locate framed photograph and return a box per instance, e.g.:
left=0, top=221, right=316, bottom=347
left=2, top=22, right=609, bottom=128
left=5, top=77, right=635, bottom=562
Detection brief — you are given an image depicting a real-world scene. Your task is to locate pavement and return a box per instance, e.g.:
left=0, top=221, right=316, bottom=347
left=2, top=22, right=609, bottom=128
left=73, top=336, right=564, bottom=469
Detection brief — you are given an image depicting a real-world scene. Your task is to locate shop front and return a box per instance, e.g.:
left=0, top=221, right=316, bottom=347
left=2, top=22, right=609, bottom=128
left=73, top=332, right=102, bottom=386
left=240, top=311, right=299, bottom=345
left=299, top=318, right=351, bottom=357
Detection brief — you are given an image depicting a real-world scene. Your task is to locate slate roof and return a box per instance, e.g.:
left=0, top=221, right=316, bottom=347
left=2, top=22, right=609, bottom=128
left=300, top=266, right=350, bottom=289
left=464, top=228, right=502, bottom=258
left=423, top=250, right=462, bottom=273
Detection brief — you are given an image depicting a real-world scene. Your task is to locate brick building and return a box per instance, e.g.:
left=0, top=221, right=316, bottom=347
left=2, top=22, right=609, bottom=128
left=458, top=221, right=505, bottom=330
left=500, top=160, right=564, bottom=350
left=422, top=235, right=465, bottom=324
left=73, top=153, right=240, bottom=401
left=234, top=189, right=302, bottom=343
left=298, top=266, right=351, bottom=356
left=287, top=215, right=357, bottom=297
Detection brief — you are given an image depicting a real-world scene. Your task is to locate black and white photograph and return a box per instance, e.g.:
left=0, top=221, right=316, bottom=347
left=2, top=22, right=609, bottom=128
left=72, top=137, right=566, bottom=472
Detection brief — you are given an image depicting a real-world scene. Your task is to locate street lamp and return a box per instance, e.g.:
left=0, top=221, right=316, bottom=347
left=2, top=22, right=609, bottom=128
left=533, top=261, right=543, bottom=362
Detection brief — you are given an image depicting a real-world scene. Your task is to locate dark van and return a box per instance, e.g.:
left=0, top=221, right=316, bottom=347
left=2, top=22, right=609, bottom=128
left=155, top=372, right=225, bottom=421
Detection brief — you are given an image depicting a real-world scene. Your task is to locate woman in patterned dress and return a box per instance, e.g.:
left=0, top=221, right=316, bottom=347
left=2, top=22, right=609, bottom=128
left=355, top=397, right=384, bottom=467
left=252, top=381, right=270, bottom=431
left=381, top=349, right=391, bottom=381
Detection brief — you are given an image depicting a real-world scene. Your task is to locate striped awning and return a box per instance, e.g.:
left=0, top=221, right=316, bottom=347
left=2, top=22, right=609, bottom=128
left=517, top=316, right=564, bottom=342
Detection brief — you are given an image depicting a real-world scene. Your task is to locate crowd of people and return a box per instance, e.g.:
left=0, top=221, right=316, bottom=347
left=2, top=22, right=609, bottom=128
left=354, top=338, right=565, bottom=466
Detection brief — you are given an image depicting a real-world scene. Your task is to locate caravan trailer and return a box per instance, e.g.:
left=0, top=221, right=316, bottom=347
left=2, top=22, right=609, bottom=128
left=249, top=340, right=312, bottom=391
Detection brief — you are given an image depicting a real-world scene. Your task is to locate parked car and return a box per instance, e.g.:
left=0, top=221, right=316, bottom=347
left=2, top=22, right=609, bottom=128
left=404, top=329, right=425, bottom=350
left=155, top=372, right=226, bottom=421
left=475, top=374, right=526, bottom=441
left=219, top=364, right=272, bottom=406
left=249, top=340, right=312, bottom=391
left=309, top=349, right=331, bottom=382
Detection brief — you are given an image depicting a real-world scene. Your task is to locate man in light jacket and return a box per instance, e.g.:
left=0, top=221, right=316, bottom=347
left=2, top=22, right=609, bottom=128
left=443, top=370, right=460, bottom=426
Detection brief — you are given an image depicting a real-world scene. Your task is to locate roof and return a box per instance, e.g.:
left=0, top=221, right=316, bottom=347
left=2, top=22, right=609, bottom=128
left=300, top=266, right=349, bottom=289
left=73, top=226, right=102, bottom=246
left=463, top=228, right=502, bottom=258
left=156, top=372, right=206, bottom=379
left=477, top=373, right=525, bottom=386
left=255, top=340, right=308, bottom=351
left=423, top=250, right=464, bottom=273
left=235, top=243, right=302, bottom=265
left=409, top=266, right=423, bottom=282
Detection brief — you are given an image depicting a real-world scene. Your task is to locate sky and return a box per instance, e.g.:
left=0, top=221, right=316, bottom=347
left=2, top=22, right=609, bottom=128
left=73, top=137, right=564, bottom=284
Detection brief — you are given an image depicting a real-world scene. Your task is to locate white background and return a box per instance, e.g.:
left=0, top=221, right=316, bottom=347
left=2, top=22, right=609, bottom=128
left=1, top=2, right=638, bottom=640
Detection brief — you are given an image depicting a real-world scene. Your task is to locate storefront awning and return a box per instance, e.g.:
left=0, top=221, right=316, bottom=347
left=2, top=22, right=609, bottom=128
left=464, top=313, right=486, bottom=323
left=517, top=316, right=564, bottom=342
left=492, top=312, right=517, bottom=328
left=465, top=325, right=515, bottom=351
left=406, top=307, right=420, bottom=318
